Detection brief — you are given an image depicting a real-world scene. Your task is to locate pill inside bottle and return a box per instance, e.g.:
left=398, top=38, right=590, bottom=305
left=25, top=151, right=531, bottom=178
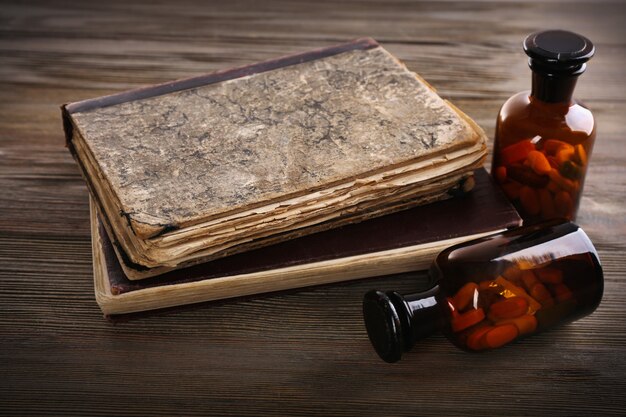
left=362, top=221, right=603, bottom=363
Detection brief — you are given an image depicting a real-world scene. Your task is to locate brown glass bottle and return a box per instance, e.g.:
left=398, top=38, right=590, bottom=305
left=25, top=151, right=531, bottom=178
left=362, top=221, right=603, bottom=363
left=491, top=30, right=596, bottom=223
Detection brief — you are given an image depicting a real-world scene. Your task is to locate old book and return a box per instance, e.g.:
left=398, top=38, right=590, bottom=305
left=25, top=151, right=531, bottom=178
left=65, top=37, right=487, bottom=280
left=92, top=169, right=521, bottom=317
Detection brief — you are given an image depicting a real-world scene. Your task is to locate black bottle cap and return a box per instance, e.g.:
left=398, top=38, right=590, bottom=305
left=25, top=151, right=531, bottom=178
left=362, top=290, right=404, bottom=363
left=524, top=30, right=594, bottom=75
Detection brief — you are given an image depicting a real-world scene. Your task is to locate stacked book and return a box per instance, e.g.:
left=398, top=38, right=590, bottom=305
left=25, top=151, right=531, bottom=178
left=63, top=38, right=519, bottom=317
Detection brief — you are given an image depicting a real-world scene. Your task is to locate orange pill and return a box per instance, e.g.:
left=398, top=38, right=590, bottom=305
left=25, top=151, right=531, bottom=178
left=530, top=283, right=554, bottom=308
left=548, top=169, right=578, bottom=193
left=536, top=267, right=564, bottom=284
left=488, top=296, right=529, bottom=320
left=478, top=280, right=496, bottom=291
left=494, top=166, right=507, bottom=183
left=551, top=283, right=574, bottom=303
left=451, top=308, right=485, bottom=333
left=520, top=270, right=539, bottom=292
left=500, top=140, right=535, bottom=165
left=547, top=180, right=560, bottom=193
left=479, top=290, right=501, bottom=310
left=538, top=188, right=557, bottom=219
left=494, top=276, right=543, bottom=313
left=507, top=164, right=549, bottom=187
left=519, top=186, right=541, bottom=215
left=556, top=146, right=575, bottom=164
left=543, top=139, right=572, bottom=155
left=560, top=160, right=582, bottom=180
left=496, top=314, right=538, bottom=336
left=554, top=191, right=574, bottom=218
left=483, top=323, right=519, bottom=349
left=451, top=282, right=479, bottom=311
left=502, top=265, right=522, bottom=285
left=466, top=325, right=494, bottom=351
left=574, top=144, right=588, bottom=166
left=546, top=155, right=559, bottom=169
left=527, top=151, right=552, bottom=175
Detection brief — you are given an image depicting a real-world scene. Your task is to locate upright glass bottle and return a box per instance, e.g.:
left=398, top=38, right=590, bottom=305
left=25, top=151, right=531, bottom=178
left=362, top=221, right=603, bottom=363
left=492, top=30, right=596, bottom=223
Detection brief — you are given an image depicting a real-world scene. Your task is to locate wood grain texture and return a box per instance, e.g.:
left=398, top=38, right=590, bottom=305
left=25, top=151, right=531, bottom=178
left=1, top=0, right=625, bottom=416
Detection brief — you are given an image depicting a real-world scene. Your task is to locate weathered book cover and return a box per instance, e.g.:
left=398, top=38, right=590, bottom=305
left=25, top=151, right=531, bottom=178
left=66, top=37, right=487, bottom=279
left=92, top=169, right=521, bottom=318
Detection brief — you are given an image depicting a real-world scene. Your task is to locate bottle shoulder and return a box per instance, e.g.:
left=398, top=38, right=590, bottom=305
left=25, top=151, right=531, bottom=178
left=567, top=100, right=596, bottom=136
left=500, top=91, right=532, bottom=111
left=497, top=91, right=595, bottom=139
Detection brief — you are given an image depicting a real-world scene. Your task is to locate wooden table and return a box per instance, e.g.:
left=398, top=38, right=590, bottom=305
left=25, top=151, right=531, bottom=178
left=2, top=1, right=625, bottom=415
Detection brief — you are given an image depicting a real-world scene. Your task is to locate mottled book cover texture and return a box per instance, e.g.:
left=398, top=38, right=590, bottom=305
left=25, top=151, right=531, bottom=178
left=64, top=38, right=487, bottom=278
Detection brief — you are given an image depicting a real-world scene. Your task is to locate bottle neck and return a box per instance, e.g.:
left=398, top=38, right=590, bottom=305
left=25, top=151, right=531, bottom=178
left=362, top=286, right=446, bottom=363
left=531, top=71, right=579, bottom=104
left=389, top=285, right=445, bottom=350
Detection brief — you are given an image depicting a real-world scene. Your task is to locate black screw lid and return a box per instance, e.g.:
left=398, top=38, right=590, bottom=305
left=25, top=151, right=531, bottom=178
left=362, top=290, right=404, bottom=363
left=524, top=30, right=595, bottom=75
